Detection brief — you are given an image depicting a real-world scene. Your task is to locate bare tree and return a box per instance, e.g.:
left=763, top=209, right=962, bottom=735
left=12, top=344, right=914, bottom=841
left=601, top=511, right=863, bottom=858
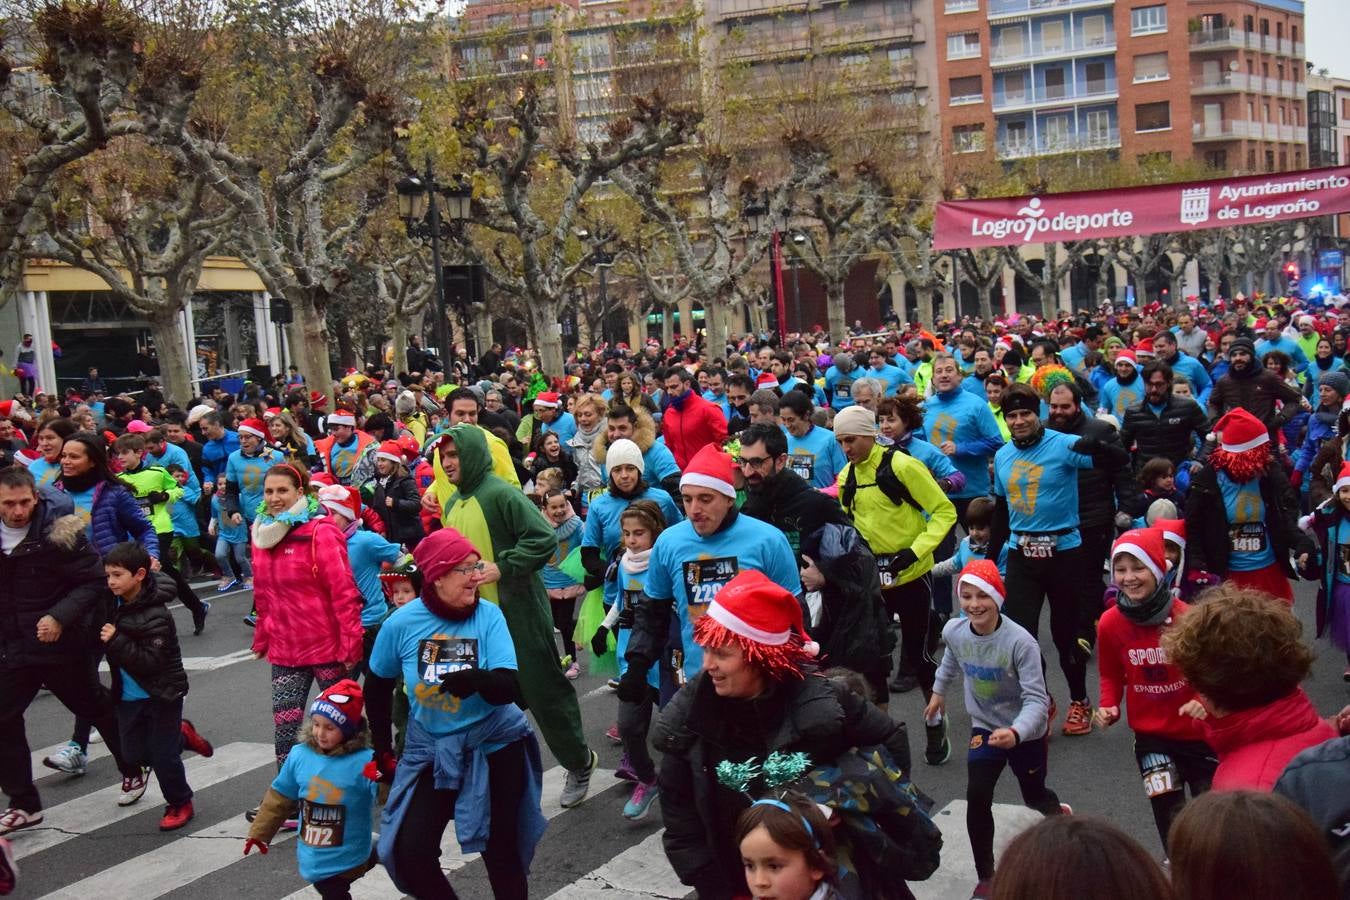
left=1005, top=241, right=1087, bottom=319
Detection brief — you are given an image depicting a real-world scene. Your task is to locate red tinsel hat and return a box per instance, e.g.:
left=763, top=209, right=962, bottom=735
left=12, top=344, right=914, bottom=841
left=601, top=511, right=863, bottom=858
left=693, top=570, right=818, bottom=680
left=1208, top=408, right=1273, bottom=482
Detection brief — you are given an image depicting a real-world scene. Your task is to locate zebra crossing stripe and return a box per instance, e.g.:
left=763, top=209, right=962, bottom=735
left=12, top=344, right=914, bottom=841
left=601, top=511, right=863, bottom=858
left=278, top=765, right=620, bottom=900
left=543, top=830, right=687, bottom=900
left=908, top=800, right=1046, bottom=900
left=10, top=742, right=272, bottom=861
left=98, top=648, right=256, bottom=675
left=35, top=818, right=297, bottom=900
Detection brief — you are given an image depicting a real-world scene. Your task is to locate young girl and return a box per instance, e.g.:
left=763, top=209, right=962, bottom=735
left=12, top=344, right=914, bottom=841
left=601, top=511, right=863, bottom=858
left=208, top=472, right=251, bottom=593
left=590, top=500, right=666, bottom=820
left=930, top=496, right=1008, bottom=584
left=1138, top=457, right=1185, bottom=515
left=244, top=680, right=376, bottom=899
left=1093, top=528, right=1216, bottom=852
left=1299, top=460, right=1350, bottom=680
left=370, top=440, right=423, bottom=549
left=736, top=792, right=843, bottom=900
left=378, top=558, right=421, bottom=755
left=926, top=560, right=1069, bottom=899
left=166, top=463, right=219, bottom=583
left=541, top=490, right=585, bottom=679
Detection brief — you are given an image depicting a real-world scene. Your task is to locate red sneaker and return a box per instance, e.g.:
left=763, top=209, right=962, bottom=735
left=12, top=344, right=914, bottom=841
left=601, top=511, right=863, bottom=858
left=1061, top=701, right=1093, bottom=736
left=180, top=719, right=214, bottom=758
left=159, top=801, right=194, bottom=832
left=0, top=837, right=16, bottom=895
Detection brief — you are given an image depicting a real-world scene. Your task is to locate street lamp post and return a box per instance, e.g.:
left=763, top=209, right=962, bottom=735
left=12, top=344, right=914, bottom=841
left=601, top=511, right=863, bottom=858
left=788, top=232, right=806, bottom=334
left=396, top=161, right=472, bottom=368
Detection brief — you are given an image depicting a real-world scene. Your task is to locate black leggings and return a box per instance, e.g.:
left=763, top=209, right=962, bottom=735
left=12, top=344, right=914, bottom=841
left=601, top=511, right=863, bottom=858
left=1133, top=735, right=1217, bottom=850
left=883, top=575, right=937, bottom=696
left=549, top=596, right=579, bottom=660
left=1002, top=545, right=1089, bottom=702
left=390, top=740, right=528, bottom=900
left=156, top=532, right=207, bottom=619
left=967, top=737, right=1063, bottom=880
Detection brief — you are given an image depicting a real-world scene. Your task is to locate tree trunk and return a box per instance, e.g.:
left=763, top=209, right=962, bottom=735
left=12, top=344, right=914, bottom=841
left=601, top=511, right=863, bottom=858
left=389, top=315, right=409, bottom=374
left=661, top=305, right=674, bottom=346
left=333, top=313, right=357, bottom=372
left=528, top=297, right=565, bottom=376
left=978, top=288, right=994, bottom=322
left=286, top=291, right=332, bottom=402
left=826, top=278, right=848, bottom=346
left=146, top=311, right=193, bottom=407
left=916, top=286, right=935, bottom=329
left=1132, top=273, right=1151, bottom=310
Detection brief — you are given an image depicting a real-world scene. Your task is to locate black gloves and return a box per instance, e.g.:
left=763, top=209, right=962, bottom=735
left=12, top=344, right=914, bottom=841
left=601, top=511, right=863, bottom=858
left=590, top=626, right=610, bottom=658
left=439, top=668, right=486, bottom=698
left=1071, top=436, right=1102, bottom=457
left=583, top=572, right=605, bottom=592
left=145, top=491, right=170, bottom=504
left=616, top=656, right=652, bottom=702
left=616, top=605, right=635, bottom=629
left=887, top=548, right=919, bottom=576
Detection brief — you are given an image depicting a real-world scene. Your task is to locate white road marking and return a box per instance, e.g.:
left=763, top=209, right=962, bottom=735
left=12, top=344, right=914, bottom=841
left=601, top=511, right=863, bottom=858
left=544, top=830, right=687, bottom=900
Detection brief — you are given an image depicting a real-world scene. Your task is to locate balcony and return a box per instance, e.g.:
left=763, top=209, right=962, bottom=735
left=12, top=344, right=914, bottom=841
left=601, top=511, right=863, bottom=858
left=995, top=126, right=1121, bottom=159
left=944, top=0, right=978, bottom=11
left=1190, top=28, right=1305, bottom=58
left=987, top=0, right=1112, bottom=22
left=1190, top=72, right=1309, bottom=100
left=989, top=31, right=1116, bottom=66
left=992, top=76, right=1117, bottom=112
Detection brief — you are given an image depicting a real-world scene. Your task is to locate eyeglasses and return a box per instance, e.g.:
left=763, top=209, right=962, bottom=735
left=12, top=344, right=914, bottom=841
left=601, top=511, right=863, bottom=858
left=736, top=455, right=772, bottom=469
left=451, top=562, right=487, bottom=576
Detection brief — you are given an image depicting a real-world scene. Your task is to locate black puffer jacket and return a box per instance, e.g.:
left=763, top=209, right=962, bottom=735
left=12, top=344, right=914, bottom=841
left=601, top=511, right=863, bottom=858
left=104, top=573, right=189, bottom=702
left=1118, top=395, right=1209, bottom=471
left=741, top=468, right=851, bottom=559
left=652, top=672, right=912, bottom=900
left=371, top=471, right=423, bottom=548
left=1185, top=461, right=1312, bottom=579
left=0, top=489, right=105, bottom=669
left=1048, top=410, right=1142, bottom=524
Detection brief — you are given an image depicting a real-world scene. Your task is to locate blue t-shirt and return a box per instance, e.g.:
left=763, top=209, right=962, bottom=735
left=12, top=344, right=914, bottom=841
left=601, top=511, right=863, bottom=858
left=597, top=442, right=681, bottom=488
left=147, top=442, right=199, bottom=493
left=702, top=391, right=732, bottom=421
left=115, top=596, right=150, bottom=700
left=369, top=598, right=518, bottom=737
left=644, top=514, right=801, bottom=677
left=1255, top=336, right=1309, bottom=372
left=1168, top=353, right=1212, bottom=404
left=992, top=429, right=1095, bottom=552
left=67, top=485, right=97, bottom=541
left=28, top=456, right=60, bottom=489
left=169, top=477, right=200, bottom=539
left=346, top=528, right=403, bottom=626
left=582, top=487, right=683, bottom=606
left=1217, top=471, right=1276, bottom=571
left=824, top=365, right=859, bottom=410
left=780, top=376, right=828, bottom=408
left=541, top=410, right=577, bottom=445
left=328, top=437, right=362, bottom=484
left=270, top=743, right=376, bottom=882
left=867, top=364, right=912, bottom=395
left=1099, top=372, right=1143, bottom=420
left=901, top=434, right=960, bottom=482
left=201, top=431, right=240, bottom=483
left=784, top=424, right=848, bottom=489
left=1060, top=342, right=1087, bottom=375
left=543, top=515, right=584, bottom=591
left=226, top=448, right=282, bottom=522
left=615, top=557, right=661, bottom=688
left=923, top=388, right=1004, bottom=499
left=211, top=494, right=248, bottom=544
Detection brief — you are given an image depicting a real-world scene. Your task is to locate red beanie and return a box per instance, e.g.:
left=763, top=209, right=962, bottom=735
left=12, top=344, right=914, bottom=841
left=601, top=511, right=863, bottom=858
left=413, top=527, right=480, bottom=594
left=1112, top=528, right=1168, bottom=586
left=310, top=678, right=364, bottom=738
left=693, top=570, right=817, bottom=680
left=238, top=418, right=268, bottom=440
left=957, top=559, right=1005, bottom=608
left=679, top=443, right=737, bottom=498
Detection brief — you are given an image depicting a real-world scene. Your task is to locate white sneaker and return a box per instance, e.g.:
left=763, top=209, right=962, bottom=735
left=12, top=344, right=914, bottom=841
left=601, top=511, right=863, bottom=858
left=42, top=742, right=87, bottom=776
left=89, top=728, right=103, bottom=744
left=118, top=768, right=151, bottom=807
left=559, top=750, right=598, bottom=809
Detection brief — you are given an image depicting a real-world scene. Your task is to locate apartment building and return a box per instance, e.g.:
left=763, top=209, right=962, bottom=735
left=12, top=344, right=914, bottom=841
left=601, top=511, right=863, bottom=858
left=936, top=0, right=1308, bottom=176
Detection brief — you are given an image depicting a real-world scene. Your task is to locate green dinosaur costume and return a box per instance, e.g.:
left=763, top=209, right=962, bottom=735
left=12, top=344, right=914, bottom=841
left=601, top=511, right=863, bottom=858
left=437, top=423, right=590, bottom=771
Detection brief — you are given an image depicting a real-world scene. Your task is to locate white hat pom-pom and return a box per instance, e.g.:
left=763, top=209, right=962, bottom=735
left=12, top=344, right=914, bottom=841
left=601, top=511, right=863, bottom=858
left=802, top=641, right=820, bottom=657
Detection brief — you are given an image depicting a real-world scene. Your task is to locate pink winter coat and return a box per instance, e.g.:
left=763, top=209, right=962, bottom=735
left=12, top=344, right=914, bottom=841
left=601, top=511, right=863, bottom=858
left=251, top=517, right=364, bottom=668
left=1203, top=689, right=1338, bottom=792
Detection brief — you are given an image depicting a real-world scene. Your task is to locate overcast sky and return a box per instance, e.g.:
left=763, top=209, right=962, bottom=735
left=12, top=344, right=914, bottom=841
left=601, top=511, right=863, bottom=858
left=1305, top=0, right=1350, bottom=78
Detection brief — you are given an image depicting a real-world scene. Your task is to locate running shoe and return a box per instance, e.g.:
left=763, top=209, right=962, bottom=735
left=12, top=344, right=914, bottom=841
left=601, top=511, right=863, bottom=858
left=1062, top=701, right=1093, bottom=736
left=559, top=750, right=598, bottom=809
left=159, top=801, right=194, bottom=832
left=244, top=806, right=260, bottom=823
left=564, top=660, right=581, bottom=680
left=605, top=723, right=622, bottom=744
left=118, top=768, right=151, bottom=806
left=888, top=673, right=918, bottom=694
left=216, top=579, right=238, bottom=593
left=606, top=678, right=620, bottom=691
left=924, top=719, right=951, bottom=766
left=0, top=836, right=15, bottom=895
left=0, top=809, right=42, bottom=837
left=42, top=742, right=87, bottom=776
left=243, top=612, right=257, bottom=627
left=623, top=780, right=660, bottom=820
left=88, top=727, right=103, bottom=744
left=193, top=601, right=210, bottom=636
left=180, top=719, right=214, bottom=757
left=614, top=753, right=638, bottom=783
left=971, top=878, right=993, bottom=900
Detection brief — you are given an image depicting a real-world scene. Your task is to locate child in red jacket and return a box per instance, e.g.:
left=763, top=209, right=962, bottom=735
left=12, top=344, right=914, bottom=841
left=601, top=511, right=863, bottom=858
left=1093, top=529, right=1217, bottom=850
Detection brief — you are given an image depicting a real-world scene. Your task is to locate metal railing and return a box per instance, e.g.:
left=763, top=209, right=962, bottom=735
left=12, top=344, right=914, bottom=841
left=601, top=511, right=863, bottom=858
left=990, top=31, right=1115, bottom=65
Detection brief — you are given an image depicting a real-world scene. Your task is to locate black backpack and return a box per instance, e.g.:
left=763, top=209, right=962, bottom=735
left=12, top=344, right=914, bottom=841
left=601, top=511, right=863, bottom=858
left=839, top=447, right=921, bottom=513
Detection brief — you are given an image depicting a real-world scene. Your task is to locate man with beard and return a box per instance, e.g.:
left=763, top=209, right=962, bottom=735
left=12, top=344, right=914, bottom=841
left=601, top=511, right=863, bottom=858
left=962, top=348, right=996, bottom=397
left=1119, top=361, right=1210, bottom=474
left=1207, top=336, right=1307, bottom=441
left=660, top=368, right=727, bottom=470
left=1098, top=348, right=1144, bottom=421
left=1045, top=381, right=1138, bottom=654
left=724, top=374, right=755, bottom=436
left=987, top=384, right=1129, bottom=737
left=1060, top=325, right=1104, bottom=376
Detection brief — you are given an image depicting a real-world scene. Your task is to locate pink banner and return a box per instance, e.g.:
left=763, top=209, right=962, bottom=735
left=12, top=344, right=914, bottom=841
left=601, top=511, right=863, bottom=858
left=932, top=164, right=1350, bottom=251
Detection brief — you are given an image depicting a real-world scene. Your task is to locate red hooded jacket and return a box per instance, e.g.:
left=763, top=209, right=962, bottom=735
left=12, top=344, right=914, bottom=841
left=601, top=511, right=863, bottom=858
left=1202, top=689, right=1337, bottom=791
left=660, top=390, right=728, bottom=470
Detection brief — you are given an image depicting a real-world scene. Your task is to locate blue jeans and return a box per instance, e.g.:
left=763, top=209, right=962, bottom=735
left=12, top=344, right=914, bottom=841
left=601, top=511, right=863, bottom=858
left=215, top=536, right=252, bottom=579
left=118, top=697, right=192, bottom=806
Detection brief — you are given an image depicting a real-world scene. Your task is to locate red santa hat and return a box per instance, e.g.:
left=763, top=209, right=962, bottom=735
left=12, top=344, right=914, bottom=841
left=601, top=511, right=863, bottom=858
left=1154, top=518, right=1187, bottom=549
left=1114, top=349, right=1137, bottom=365
left=375, top=440, right=404, bottom=466
left=396, top=433, right=422, bottom=463
left=326, top=411, right=357, bottom=427
left=755, top=372, right=780, bottom=390
left=309, top=471, right=336, bottom=488
left=679, top=443, right=737, bottom=498
left=1335, top=461, right=1350, bottom=495
left=309, top=390, right=328, bottom=409
left=0, top=400, right=31, bottom=422
left=533, top=391, right=560, bottom=408
left=1112, top=528, right=1168, bottom=586
left=317, top=484, right=361, bottom=522
left=263, top=407, right=282, bottom=420
left=957, top=559, right=1005, bottom=608
left=693, top=570, right=818, bottom=680
left=1134, top=339, right=1155, bottom=359
left=1208, top=408, right=1268, bottom=453
left=237, top=418, right=268, bottom=440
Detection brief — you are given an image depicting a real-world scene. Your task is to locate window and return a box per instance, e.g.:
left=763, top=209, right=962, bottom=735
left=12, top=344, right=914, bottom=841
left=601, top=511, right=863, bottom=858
left=1244, top=15, right=1254, bottom=33
left=993, top=26, right=1025, bottom=61
left=1343, top=98, right=1350, bottom=119
left=1260, top=18, right=1269, bottom=36
left=1002, top=70, right=1028, bottom=102
left=1133, top=52, right=1168, bottom=82
left=1044, top=67, right=1066, bottom=100
left=949, top=75, right=983, bottom=105
left=1083, top=15, right=1108, bottom=47
left=1043, top=114, right=1070, bottom=147
left=1292, top=25, right=1298, bottom=43
left=1278, top=106, right=1286, bottom=125
left=1085, top=109, right=1112, bottom=142
left=1265, top=149, right=1275, bottom=170
left=1276, top=21, right=1283, bottom=39
left=1004, top=120, right=1029, bottom=151
left=952, top=124, right=985, bottom=153
left=947, top=31, right=980, bottom=59
left=1265, top=102, right=1271, bottom=122
left=1130, top=5, right=1166, bottom=35
left=1135, top=100, right=1170, bottom=131
left=1040, top=20, right=1065, bottom=52
left=1204, top=150, right=1228, bottom=169
left=1085, top=61, right=1108, bottom=93
left=1248, top=149, right=1257, bottom=170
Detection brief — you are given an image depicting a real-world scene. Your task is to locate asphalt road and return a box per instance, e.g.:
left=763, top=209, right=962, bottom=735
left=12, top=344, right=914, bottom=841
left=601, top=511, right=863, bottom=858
left=15, top=576, right=1349, bottom=899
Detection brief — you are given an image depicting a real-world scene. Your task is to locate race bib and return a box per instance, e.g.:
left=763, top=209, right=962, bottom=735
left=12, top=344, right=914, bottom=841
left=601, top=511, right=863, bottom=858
left=833, top=381, right=853, bottom=401
left=788, top=453, right=815, bottom=481
left=621, top=588, right=643, bottom=627
left=300, top=801, right=346, bottom=847
left=418, top=637, right=479, bottom=684
left=1019, top=534, right=1056, bottom=560
left=1141, top=757, right=1181, bottom=799
left=1228, top=523, right=1267, bottom=555
left=683, top=557, right=738, bottom=616
left=876, top=554, right=897, bottom=588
